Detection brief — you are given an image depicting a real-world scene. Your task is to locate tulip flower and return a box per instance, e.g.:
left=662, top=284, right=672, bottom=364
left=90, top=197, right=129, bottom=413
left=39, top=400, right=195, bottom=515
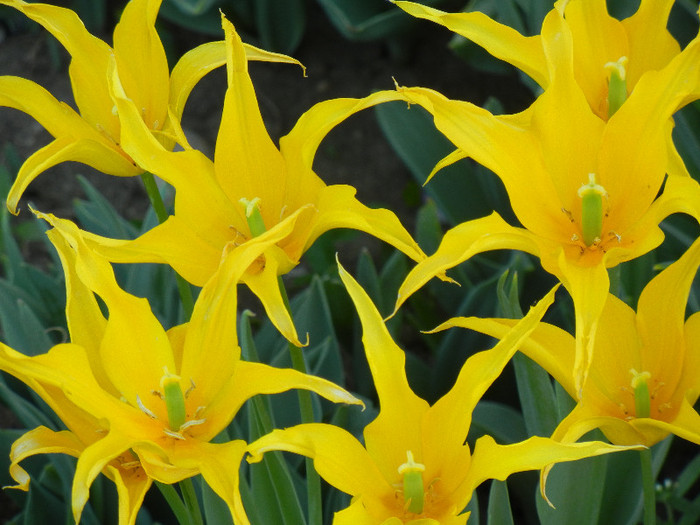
left=0, top=212, right=361, bottom=525
left=391, top=4, right=700, bottom=393
left=84, top=15, right=425, bottom=346
left=247, top=261, right=632, bottom=524
left=0, top=0, right=302, bottom=213
left=442, top=236, right=700, bottom=449
left=394, top=0, right=700, bottom=122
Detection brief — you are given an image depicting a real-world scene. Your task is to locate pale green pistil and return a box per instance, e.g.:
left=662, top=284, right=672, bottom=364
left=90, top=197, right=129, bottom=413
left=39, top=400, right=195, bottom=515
left=630, top=369, right=652, bottom=418
left=398, top=450, right=425, bottom=514
left=605, top=56, right=628, bottom=118
left=577, top=173, right=607, bottom=247
left=239, top=197, right=267, bottom=237
left=161, top=367, right=187, bottom=431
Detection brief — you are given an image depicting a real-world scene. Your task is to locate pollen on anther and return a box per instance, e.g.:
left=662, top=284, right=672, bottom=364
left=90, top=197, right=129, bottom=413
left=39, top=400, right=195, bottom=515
left=136, top=395, right=158, bottom=419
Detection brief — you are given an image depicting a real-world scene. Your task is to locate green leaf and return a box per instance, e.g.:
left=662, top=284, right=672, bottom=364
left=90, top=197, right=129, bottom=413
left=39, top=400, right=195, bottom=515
left=536, top=448, right=609, bottom=525
left=255, top=0, right=305, bottom=53
left=487, top=480, right=515, bottom=525
left=375, top=101, right=512, bottom=227
left=468, top=401, right=526, bottom=445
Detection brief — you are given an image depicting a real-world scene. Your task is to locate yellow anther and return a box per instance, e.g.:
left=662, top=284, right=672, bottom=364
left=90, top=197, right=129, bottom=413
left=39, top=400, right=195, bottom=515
left=398, top=450, right=425, bottom=514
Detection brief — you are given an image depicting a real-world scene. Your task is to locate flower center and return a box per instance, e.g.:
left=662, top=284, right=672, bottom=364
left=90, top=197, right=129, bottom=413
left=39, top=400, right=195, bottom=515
left=160, top=367, right=187, bottom=431
left=135, top=368, right=206, bottom=440
left=630, top=368, right=652, bottom=418
left=240, top=197, right=267, bottom=237
left=398, top=450, right=426, bottom=514
left=577, top=173, right=608, bottom=247
left=604, top=56, right=628, bottom=118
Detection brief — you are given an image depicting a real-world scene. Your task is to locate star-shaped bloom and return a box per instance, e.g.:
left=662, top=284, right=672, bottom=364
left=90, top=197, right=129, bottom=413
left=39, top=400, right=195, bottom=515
left=391, top=4, right=700, bottom=392
left=0, top=212, right=360, bottom=525
left=247, top=262, right=632, bottom=524
left=84, top=15, right=425, bottom=345
left=445, top=236, right=700, bottom=450
left=394, top=0, right=700, bottom=122
left=0, top=0, right=301, bottom=213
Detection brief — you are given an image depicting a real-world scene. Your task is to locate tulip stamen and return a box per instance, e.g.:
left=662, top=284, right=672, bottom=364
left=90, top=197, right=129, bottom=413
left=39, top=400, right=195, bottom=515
left=136, top=395, right=158, bottom=419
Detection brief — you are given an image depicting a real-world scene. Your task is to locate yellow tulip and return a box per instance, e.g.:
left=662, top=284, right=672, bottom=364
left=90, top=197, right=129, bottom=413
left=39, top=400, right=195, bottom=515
left=391, top=4, right=700, bottom=393
left=0, top=213, right=360, bottom=525
left=441, top=236, right=700, bottom=449
left=247, top=262, right=632, bottom=524
left=83, top=15, right=425, bottom=346
left=0, top=0, right=301, bottom=213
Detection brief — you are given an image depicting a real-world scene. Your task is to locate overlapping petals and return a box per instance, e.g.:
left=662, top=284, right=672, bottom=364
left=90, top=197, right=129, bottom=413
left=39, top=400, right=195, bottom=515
left=82, top=14, right=424, bottom=345
left=0, top=213, right=361, bottom=525
left=247, top=262, right=630, bottom=523
left=0, top=0, right=302, bottom=213
left=390, top=5, right=700, bottom=393
left=442, top=235, right=700, bottom=449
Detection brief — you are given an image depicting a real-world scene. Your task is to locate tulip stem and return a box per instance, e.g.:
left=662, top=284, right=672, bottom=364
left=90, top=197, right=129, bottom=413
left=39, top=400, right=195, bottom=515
left=140, top=171, right=195, bottom=320
left=640, top=448, right=657, bottom=525
left=180, top=478, right=204, bottom=525
left=155, top=481, right=190, bottom=525
left=278, top=276, right=323, bottom=525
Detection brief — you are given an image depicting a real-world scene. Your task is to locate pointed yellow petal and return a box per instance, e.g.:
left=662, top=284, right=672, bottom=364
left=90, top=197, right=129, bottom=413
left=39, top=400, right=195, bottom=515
left=169, top=39, right=303, bottom=121
left=109, top=61, right=242, bottom=235
left=8, top=427, right=83, bottom=490
left=247, top=423, right=392, bottom=508
left=104, top=462, right=152, bottom=525
left=394, top=213, right=540, bottom=313
left=164, top=440, right=250, bottom=525
left=631, top=397, right=700, bottom=446
left=422, top=285, right=557, bottom=478
left=306, top=184, right=424, bottom=263
left=621, top=0, right=680, bottom=87
left=72, top=430, right=134, bottom=523
left=7, top=136, right=137, bottom=214
left=636, top=238, right=700, bottom=394
left=86, top=215, right=223, bottom=287
left=552, top=248, right=610, bottom=396
left=206, top=361, right=361, bottom=442
left=562, top=0, right=628, bottom=115
left=242, top=248, right=303, bottom=347
left=180, top=215, right=308, bottom=403
left=112, top=0, right=169, bottom=134
left=428, top=312, right=576, bottom=399
left=393, top=1, right=548, bottom=87
left=601, top=37, right=700, bottom=230
left=0, top=76, right=137, bottom=212
left=535, top=8, right=606, bottom=219
left=464, top=433, right=635, bottom=506
left=338, top=260, right=429, bottom=482
left=213, top=15, right=286, bottom=210
left=38, top=213, right=176, bottom=406
left=394, top=87, right=566, bottom=239
left=1, top=0, right=116, bottom=135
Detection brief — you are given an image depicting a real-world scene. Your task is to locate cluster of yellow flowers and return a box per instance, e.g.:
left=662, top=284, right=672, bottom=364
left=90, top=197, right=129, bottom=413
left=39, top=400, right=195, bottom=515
left=0, top=0, right=699, bottom=524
